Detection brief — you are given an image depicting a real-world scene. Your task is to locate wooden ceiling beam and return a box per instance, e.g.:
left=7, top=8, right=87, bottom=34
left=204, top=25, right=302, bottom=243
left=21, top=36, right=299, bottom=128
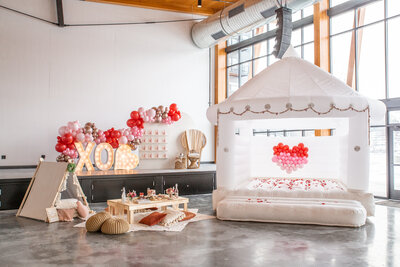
left=85, top=0, right=221, bottom=16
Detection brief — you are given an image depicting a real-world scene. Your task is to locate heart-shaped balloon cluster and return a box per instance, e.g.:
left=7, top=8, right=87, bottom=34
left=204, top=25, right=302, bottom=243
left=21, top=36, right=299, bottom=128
left=272, top=143, right=309, bottom=174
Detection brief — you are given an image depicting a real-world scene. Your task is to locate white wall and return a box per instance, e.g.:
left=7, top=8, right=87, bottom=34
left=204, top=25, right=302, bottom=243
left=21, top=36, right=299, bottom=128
left=0, top=0, right=214, bottom=166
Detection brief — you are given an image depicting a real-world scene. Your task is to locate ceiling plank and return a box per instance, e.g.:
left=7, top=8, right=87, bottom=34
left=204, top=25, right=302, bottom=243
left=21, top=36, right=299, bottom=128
left=85, top=0, right=229, bottom=16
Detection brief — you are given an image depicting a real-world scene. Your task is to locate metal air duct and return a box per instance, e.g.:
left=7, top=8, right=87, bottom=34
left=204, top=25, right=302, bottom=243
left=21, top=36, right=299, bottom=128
left=191, top=0, right=320, bottom=48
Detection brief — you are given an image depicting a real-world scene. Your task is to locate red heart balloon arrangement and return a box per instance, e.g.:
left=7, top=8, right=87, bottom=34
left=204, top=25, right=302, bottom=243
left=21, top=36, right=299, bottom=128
left=272, top=143, right=309, bottom=173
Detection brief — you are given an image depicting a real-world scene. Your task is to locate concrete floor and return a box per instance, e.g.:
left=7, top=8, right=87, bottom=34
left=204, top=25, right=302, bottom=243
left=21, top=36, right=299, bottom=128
left=0, top=195, right=399, bottom=267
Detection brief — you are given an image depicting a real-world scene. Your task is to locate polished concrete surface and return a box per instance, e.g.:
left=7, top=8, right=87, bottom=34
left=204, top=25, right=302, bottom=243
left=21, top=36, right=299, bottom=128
left=0, top=195, right=399, bottom=267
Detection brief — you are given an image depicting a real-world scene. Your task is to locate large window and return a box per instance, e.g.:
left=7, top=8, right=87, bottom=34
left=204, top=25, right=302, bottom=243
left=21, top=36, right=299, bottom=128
left=226, top=5, right=314, bottom=97
left=329, top=0, right=400, bottom=198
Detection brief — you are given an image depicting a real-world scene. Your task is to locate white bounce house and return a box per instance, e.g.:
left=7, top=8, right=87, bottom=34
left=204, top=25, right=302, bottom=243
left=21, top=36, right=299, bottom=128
left=207, top=48, right=386, bottom=227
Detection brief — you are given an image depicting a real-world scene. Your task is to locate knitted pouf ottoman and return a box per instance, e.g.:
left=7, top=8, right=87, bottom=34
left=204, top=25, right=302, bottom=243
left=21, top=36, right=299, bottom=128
left=101, top=217, right=130, bottom=235
left=85, top=212, right=112, bottom=232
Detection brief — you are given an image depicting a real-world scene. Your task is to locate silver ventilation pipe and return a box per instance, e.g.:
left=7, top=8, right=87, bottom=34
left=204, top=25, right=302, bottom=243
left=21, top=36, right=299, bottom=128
left=191, top=0, right=320, bottom=49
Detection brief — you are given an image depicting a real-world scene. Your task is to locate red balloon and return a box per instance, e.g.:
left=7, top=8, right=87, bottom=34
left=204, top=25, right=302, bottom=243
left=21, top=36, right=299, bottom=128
left=172, top=113, right=180, bottom=121
left=67, top=144, right=75, bottom=150
left=111, top=131, right=120, bottom=139
left=127, top=119, right=135, bottom=128
left=170, top=103, right=177, bottom=111
left=61, top=133, right=74, bottom=144
left=130, top=111, right=140, bottom=120
left=110, top=141, right=119, bottom=149
left=55, top=143, right=66, bottom=153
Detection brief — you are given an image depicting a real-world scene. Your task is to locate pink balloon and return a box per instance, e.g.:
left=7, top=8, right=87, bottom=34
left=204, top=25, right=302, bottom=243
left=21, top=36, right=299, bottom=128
left=58, top=126, right=68, bottom=136
left=76, top=133, right=85, bottom=142
left=272, top=156, right=278, bottom=163
left=85, top=134, right=93, bottom=142
left=119, top=136, right=128, bottom=144
left=73, top=122, right=80, bottom=131
left=127, top=135, right=134, bottom=141
left=95, top=138, right=101, bottom=144
left=146, top=109, right=156, bottom=118
left=100, top=137, right=107, bottom=143
left=67, top=121, right=75, bottom=130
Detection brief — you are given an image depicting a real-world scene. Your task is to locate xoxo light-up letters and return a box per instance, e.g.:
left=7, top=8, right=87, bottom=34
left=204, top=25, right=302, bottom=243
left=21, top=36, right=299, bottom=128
left=75, top=142, right=139, bottom=172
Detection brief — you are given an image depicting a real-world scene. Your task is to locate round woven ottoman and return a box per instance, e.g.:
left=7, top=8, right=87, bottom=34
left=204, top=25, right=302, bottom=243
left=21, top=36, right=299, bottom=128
left=101, top=217, right=130, bottom=235
left=85, top=212, right=112, bottom=232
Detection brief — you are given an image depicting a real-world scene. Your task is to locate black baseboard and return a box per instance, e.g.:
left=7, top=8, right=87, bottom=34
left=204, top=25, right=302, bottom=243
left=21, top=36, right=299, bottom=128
left=0, top=165, right=37, bottom=169
left=0, top=161, right=215, bottom=170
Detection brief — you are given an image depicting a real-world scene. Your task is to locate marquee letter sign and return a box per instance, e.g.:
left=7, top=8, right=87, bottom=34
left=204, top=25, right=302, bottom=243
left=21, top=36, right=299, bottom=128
left=115, top=144, right=139, bottom=170
left=75, top=142, right=95, bottom=172
left=94, top=143, right=114, bottom=171
left=75, top=142, right=139, bottom=171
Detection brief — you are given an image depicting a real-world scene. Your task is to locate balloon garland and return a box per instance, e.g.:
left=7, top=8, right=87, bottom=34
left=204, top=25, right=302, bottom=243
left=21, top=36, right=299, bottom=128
left=55, top=103, right=182, bottom=162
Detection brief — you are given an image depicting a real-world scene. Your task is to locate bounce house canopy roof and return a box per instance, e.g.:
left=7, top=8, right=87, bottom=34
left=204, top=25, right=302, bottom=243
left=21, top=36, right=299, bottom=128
left=207, top=47, right=385, bottom=124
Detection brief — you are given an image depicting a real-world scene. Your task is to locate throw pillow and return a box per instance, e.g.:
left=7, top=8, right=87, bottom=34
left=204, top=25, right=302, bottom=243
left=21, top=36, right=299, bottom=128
left=159, top=210, right=186, bottom=227
left=56, top=198, right=78, bottom=209
left=139, top=212, right=167, bottom=226
left=179, top=211, right=196, bottom=222
left=76, top=201, right=89, bottom=218
left=57, top=208, right=76, bottom=222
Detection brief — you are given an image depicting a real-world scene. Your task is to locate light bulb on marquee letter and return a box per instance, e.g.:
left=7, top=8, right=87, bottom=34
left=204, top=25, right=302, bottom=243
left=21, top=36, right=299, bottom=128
left=94, top=143, right=114, bottom=171
left=115, top=144, right=139, bottom=170
left=75, top=142, right=95, bottom=172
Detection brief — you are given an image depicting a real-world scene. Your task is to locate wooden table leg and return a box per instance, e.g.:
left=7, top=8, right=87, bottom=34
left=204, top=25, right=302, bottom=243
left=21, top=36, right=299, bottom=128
left=184, top=203, right=188, bottom=211
left=127, top=210, right=134, bottom=224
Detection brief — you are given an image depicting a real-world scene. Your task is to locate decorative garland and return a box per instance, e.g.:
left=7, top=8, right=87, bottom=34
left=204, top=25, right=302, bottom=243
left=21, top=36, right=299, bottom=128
left=55, top=103, right=181, bottom=162
left=216, top=103, right=370, bottom=145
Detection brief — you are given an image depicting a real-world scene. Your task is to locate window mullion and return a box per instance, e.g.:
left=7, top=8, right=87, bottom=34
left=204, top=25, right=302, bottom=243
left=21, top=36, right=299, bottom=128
left=354, top=8, right=359, bottom=91
left=384, top=0, right=389, bottom=99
